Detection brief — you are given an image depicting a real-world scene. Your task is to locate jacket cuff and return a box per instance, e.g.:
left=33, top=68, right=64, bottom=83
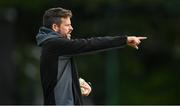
left=118, top=35, right=127, bottom=45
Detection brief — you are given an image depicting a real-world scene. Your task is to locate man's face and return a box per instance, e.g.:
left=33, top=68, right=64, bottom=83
left=53, top=17, right=73, bottom=39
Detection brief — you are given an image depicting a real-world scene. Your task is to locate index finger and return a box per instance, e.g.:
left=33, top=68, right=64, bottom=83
left=137, top=37, right=147, bottom=40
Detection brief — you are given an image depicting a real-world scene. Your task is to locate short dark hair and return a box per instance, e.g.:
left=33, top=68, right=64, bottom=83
left=43, top=7, right=72, bottom=28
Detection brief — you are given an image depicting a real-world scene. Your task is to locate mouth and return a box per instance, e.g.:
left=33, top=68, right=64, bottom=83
left=69, top=30, right=72, bottom=34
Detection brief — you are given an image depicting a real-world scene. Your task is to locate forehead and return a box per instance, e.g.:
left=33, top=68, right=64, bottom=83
left=60, top=17, right=71, bottom=24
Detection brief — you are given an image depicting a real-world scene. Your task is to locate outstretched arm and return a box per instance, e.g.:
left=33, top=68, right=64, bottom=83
left=45, top=36, right=127, bottom=56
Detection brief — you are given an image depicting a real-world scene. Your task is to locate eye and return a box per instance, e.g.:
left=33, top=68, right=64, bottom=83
left=65, top=24, right=70, bottom=27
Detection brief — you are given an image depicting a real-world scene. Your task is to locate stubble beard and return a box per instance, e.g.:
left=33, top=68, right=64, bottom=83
left=67, top=34, right=71, bottom=39
left=67, top=30, right=72, bottom=39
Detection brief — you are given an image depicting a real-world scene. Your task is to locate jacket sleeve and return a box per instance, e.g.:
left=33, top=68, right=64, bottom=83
left=43, top=36, right=127, bottom=56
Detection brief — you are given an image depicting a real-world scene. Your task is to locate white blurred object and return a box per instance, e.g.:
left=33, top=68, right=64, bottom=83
left=79, top=78, right=86, bottom=94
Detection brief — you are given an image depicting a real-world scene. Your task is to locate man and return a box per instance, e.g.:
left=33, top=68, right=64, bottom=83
left=36, top=7, right=147, bottom=105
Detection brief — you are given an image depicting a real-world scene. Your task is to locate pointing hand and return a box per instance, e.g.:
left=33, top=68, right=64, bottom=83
left=127, top=36, right=147, bottom=49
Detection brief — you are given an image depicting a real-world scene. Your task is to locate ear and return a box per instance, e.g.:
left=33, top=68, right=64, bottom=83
left=52, top=24, right=59, bottom=32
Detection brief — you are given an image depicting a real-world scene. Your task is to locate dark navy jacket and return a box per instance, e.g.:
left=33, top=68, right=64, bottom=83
left=36, top=26, right=127, bottom=105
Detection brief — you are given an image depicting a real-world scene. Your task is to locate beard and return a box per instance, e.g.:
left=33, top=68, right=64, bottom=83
left=67, top=34, right=71, bottom=39
left=58, top=30, right=72, bottom=39
left=60, top=33, right=71, bottom=39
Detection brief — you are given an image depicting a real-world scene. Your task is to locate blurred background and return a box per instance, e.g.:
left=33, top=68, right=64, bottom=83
left=0, top=0, right=180, bottom=105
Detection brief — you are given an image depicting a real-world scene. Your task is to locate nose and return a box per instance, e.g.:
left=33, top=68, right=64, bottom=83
left=70, top=25, right=73, bottom=31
